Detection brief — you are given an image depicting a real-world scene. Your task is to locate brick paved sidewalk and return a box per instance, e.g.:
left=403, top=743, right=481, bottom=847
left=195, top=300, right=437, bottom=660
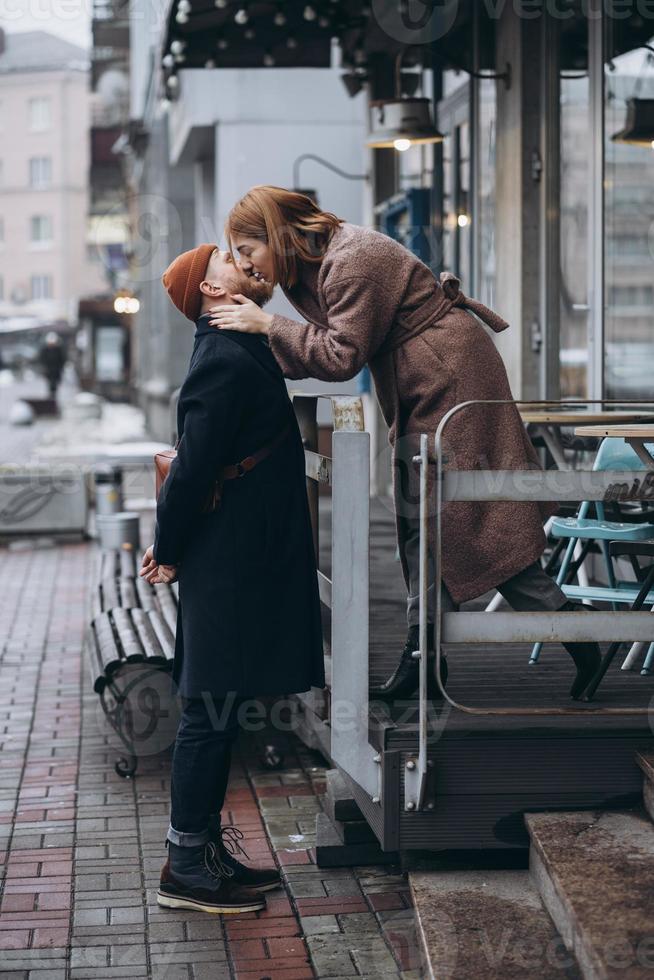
left=0, top=538, right=424, bottom=980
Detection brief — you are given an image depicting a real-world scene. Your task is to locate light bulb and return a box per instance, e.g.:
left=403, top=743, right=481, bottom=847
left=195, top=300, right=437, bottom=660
left=263, top=51, right=275, bottom=66
left=286, top=35, right=298, bottom=48
left=457, top=213, right=470, bottom=228
left=234, top=7, right=248, bottom=24
left=175, top=11, right=188, bottom=24
left=274, top=8, right=286, bottom=25
left=178, top=0, right=191, bottom=12
left=205, top=58, right=216, bottom=68
left=170, top=39, right=185, bottom=55
left=162, top=53, right=174, bottom=68
left=393, top=138, right=411, bottom=152
left=303, top=5, right=316, bottom=20
left=217, top=36, right=228, bottom=49
left=244, top=27, right=255, bottom=38
left=167, top=74, right=179, bottom=89
left=214, top=0, right=227, bottom=5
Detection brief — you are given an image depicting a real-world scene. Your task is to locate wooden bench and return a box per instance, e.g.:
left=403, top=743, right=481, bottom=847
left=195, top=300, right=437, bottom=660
left=85, top=548, right=181, bottom=777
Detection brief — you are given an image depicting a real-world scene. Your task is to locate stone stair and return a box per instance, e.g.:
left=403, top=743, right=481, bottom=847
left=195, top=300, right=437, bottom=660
left=315, top=768, right=398, bottom=867
left=411, top=750, right=654, bottom=979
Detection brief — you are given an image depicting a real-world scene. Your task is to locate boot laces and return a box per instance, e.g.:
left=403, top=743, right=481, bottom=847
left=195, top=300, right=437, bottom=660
left=205, top=839, right=235, bottom=879
left=220, top=824, right=250, bottom=861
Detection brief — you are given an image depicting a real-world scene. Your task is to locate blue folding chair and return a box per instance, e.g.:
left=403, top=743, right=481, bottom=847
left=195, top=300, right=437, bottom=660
left=529, top=437, right=654, bottom=665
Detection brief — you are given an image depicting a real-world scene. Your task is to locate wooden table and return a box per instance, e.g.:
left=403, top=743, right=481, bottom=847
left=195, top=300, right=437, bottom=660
left=521, top=410, right=654, bottom=470
left=572, top=423, right=654, bottom=468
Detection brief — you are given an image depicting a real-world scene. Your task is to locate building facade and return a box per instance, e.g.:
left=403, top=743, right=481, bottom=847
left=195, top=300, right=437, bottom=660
left=0, top=30, right=105, bottom=329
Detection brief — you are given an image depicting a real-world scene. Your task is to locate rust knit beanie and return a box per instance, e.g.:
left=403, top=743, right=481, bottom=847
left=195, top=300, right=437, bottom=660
left=162, top=243, right=216, bottom=322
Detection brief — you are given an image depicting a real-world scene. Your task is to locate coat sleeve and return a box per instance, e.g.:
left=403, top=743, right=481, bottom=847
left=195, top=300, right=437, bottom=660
left=267, top=274, right=401, bottom=382
left=153, top=346, right=244, bottom=566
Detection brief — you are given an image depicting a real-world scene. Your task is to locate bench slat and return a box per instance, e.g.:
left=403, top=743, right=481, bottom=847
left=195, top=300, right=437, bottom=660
left=131, top=608, right=169, bottom=664
left=111, top=608, right=144, bottom=662
left=148, top=609, right=175, bottom=660
left=155, top=584, right=178, bottom=635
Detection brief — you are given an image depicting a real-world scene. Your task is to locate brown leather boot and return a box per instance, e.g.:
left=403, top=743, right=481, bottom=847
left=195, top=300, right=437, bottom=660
left=157, top=840, right=266, bottom=914
left=208, top=818, right=281, bottom=892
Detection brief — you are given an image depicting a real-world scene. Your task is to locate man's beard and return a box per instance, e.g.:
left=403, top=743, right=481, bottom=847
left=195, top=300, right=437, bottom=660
left=238, top=274, right=274, bottom=306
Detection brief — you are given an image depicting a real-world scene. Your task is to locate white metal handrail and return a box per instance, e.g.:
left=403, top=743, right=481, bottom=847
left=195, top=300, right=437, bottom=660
left=292, top=393, right=381, bottom=803
left=405, top=398, right=654, bottom=810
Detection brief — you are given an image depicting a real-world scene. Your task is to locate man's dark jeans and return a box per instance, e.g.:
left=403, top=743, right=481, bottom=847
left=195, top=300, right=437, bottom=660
left=167, top=692, right=243, bottom=847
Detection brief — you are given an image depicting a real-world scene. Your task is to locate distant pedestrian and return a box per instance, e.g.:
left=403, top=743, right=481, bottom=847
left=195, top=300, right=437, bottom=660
left=38, top=332, right=66, bottom=399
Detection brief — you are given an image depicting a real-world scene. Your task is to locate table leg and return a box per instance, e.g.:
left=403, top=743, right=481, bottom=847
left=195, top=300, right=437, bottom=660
left=626, top=439, right=654, bottom=469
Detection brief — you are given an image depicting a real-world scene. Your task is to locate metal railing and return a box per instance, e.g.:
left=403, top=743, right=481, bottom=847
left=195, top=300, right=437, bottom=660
left=292, top=393, right=381, bottom=803
left=405, top=398, right=654, bottom=810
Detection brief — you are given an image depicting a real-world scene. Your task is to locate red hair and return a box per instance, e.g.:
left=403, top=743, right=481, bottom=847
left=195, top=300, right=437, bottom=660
left=225, top=185, right=343, bottom=288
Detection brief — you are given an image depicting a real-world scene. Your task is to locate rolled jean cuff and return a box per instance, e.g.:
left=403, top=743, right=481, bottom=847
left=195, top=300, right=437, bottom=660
left=166, top=823, right=210, bottom=847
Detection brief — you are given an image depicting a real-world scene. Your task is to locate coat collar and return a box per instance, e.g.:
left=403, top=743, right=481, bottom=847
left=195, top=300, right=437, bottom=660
left=194, top=314, right=285, bottom=384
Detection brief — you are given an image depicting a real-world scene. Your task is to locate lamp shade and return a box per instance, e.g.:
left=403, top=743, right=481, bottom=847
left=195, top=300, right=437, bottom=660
left=367, top=97, right=444, bottom=149
left=611, top=98, right=654, bottom=148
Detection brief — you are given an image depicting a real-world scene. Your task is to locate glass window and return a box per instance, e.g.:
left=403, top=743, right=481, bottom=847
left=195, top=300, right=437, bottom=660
left=477, top=78, right=496, bottom=309
left=29, top=97, right=51, bottom=132
left=604, top=29, right=654, bottom=400
left=559, top=72, right=590, bottom=399
left=30, top=215, right=53, bottom=243
left=30, top=275, right=53, bottom=300
left=29, top=157, right=52, bottom=188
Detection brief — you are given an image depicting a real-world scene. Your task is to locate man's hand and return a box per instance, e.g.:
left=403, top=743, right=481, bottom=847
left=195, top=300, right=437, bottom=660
left=139, top=545, right=178, bottom=585
left=207, top=295, right=273, bottom=335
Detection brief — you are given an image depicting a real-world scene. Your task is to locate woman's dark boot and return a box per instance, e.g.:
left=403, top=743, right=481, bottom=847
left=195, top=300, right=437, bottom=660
left=158, top=840, right=266, bottom=914
left=559, top=601, right=601, bottom=699
left=371, top=625, right=447, bottom=700
left=208, top=817, right=281, bottom=892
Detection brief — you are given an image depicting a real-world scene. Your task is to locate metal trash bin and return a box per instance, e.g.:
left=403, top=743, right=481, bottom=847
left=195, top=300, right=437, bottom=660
left=96, top=511, right=140, bottom=552
left=94, top=465, right=124, bottom=516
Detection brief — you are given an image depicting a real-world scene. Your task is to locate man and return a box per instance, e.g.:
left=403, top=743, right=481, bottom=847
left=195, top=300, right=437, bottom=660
left=140, top=244, right=325, bottom=914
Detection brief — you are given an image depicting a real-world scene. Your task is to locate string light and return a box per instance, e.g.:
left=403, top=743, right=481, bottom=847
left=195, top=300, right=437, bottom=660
left=214, top=0, right=227, bottom=6
left=234, top=7, right=248, bottom=24
left=273, top=6, right=286, bottom=25
left=167, top=74, right=179, bottom=91
left=244, top=26, right=255, bottom=38
left=263, top=51, right=275, bottom=66
left=205, top=58, right=216, bottom=68
left=178, top=0, right=191, bottom=12
left=318, top=15, right=330, bottom=27
left=303, top=5, right=316, bottom=20
left=170, top=39, right=186, bottom=55
left=286, top=34, right=298, bottom=48
left=162, top=53, right=174, bottom=69
left=216, top=35, right=229, bottom=49
left=175, top=10, right=189, bottom=24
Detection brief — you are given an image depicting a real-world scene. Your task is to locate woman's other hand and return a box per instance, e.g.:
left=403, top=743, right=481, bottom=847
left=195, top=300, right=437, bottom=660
left=155, top=564, right=178, bottom=585
left=207, top=295, right=273, bottom=335
left=140, top=544, right=157, bottom=579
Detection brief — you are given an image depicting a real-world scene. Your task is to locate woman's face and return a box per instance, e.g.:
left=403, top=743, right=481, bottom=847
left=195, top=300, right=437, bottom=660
left=231, top=235, right=275, bottom=288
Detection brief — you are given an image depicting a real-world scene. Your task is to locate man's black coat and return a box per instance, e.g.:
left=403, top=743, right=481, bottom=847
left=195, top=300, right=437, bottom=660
left=153, top=315, right=325, bottom=699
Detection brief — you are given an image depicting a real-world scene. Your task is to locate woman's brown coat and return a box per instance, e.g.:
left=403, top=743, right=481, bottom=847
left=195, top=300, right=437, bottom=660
left=268, top=222, right=554, bottom=604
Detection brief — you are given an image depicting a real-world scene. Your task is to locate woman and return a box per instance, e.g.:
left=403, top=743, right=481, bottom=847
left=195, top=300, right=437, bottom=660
left=207, top=186, right=600, bottom=701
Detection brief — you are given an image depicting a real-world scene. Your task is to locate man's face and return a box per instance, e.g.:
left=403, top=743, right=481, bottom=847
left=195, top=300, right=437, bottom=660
left=205, top=249, right=273, bottom=306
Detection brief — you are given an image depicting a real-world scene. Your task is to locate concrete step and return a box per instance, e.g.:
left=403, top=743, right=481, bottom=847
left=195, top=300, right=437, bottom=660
left=315, top=811, right=397, bottom=868
left=636, top=751, right=654, bottom=822
left=323, top=767, right=364, bottom=824
left=526, top=810, right=654, bottom=980
left=409, top=869, right=580, bottom=979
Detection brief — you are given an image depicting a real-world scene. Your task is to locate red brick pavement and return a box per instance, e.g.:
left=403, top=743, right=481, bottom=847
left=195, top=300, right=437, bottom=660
left=0, top=535, right=422, bottom=979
